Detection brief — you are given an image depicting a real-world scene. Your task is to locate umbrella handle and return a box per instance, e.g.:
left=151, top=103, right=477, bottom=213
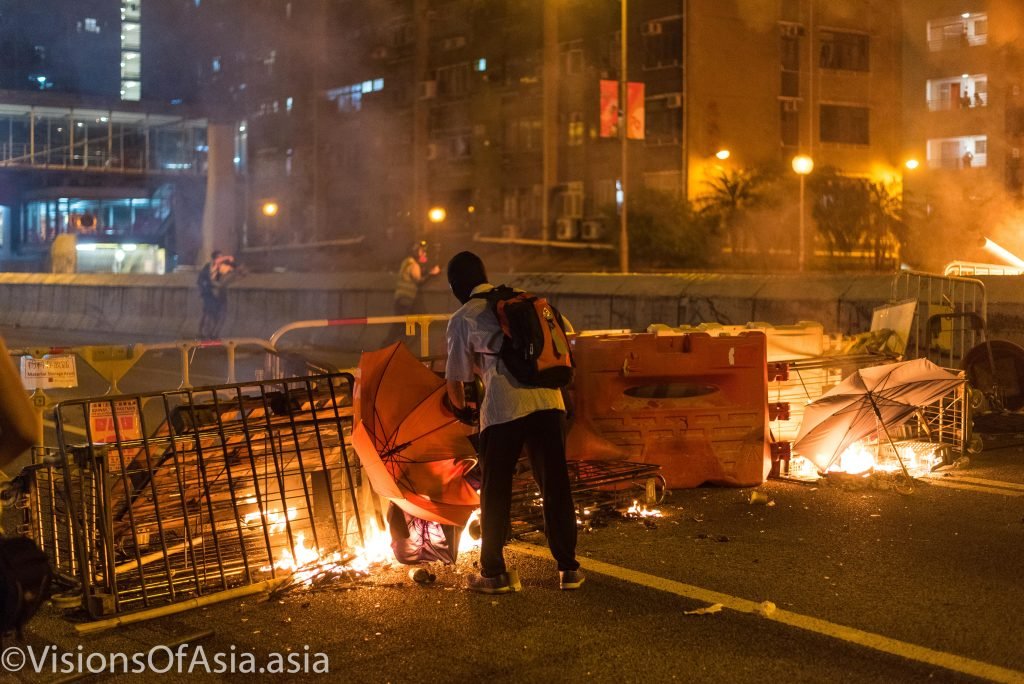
left=866, top=392, right=914, bottom=485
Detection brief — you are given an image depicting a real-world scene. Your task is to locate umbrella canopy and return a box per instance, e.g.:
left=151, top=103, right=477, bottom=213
left=352, top=343, right=479, bottom=527
left=793, top=358, right=964, bottom=471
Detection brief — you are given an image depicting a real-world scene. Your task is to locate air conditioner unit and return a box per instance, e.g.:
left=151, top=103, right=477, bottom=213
left=418, top=80, right=437, bottom=100
left=780, top=23, right=805, bottom=38
left=642, top=21, right=663, bottom=36
left=781, top=99, right=800, bottom=112
left=370, top=45, right=391, bottom=60
left=665, top=93, right=682, bottom=109
left=580, top=219, right=604, bottom=241
left=426, top=143, right=439, bottom=160
left=501, top=224, right=519, bottom=239
left=555, top=217, right=580, bottom=241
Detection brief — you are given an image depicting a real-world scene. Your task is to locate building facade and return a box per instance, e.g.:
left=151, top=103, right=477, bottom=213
left=0, top=0, right=212, bottom=271
left=205, top=0, right=904, bottom=270
left=902, top=0, right=1024, bottom=267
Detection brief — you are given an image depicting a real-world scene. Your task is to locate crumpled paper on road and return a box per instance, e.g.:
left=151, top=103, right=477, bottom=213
left=684, top=603, right=723, bottom=615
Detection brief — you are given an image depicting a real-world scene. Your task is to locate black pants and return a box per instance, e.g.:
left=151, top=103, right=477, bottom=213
left=478, top=409, right=579, bottom=577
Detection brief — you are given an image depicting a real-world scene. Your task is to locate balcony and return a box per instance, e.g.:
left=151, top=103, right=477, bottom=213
left=927, top=14, right=988, bottom=52
left=927, top=93, right=987, bottom=112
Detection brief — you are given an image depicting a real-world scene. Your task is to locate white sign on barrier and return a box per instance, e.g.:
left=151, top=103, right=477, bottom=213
left=20, top=355, right=79, bottom=390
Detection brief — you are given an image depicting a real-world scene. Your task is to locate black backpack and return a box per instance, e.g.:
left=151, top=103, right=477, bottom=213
left=0, top=537, right=52, bottom=638
left=472, top=285, right=574, bottom=389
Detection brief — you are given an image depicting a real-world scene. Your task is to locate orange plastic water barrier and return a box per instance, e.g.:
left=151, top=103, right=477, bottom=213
left=566, top=331, right=770, bottom=488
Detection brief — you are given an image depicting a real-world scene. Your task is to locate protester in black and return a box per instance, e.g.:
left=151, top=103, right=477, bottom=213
left=444, top=251, right=583, bottom=594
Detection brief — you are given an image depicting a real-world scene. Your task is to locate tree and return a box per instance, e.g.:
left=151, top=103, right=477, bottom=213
left=697, top=168, right=770, bottom=259
left=810, top=167, right=906, bottom=270
left=606, top=188, right=715, bottom=270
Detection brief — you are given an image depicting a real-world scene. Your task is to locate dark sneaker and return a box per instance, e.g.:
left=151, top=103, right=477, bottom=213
left=559, top=569, right=585, bottom=590
left=467, top=569, right=521, bottom=594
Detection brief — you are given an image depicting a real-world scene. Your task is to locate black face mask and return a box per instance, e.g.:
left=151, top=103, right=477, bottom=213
left=450, top=279, right=476, bottom=304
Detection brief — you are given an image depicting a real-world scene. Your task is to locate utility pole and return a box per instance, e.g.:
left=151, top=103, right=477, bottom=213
left=619, top=0, right=630, bottom=273
left=413, top=0, right=430, bottom=240
left=541, top=0, right=558, bottom=246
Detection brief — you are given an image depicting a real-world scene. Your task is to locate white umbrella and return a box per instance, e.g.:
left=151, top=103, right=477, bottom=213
left=793, top=358, right=964, bottom=473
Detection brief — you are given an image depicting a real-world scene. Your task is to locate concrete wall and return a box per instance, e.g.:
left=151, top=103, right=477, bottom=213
left=1, top=271, right=1021, bottom=352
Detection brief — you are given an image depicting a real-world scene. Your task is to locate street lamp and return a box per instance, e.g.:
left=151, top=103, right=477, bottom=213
left=715, top=149, right=731, bottom=161
left=427, top=206, right=447, bottom=224
left=904, top=159, right=920, bottom=171
left=791, top=154, right=814, bottom=272
left=261, top=200, right=279, bottom=218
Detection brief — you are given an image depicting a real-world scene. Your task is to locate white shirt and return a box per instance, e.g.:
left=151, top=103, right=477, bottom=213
left=445, top=283, right=565, bottom=431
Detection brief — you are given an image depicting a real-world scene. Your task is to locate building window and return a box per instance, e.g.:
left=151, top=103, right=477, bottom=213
left=927, top=14, right=988, bottom=51
left=390, top=22, right=415, bottom=47
left=819, top=30, right=868, bottom=71
left=643, top=171, right=682, bottom=196
left=559, top=182, right=584, bottom=219
left=926, top=135, right=987, bottom=169
left=642, top=17, right=682, bottom=70
left=326, top=79, right=384, bottom=113
left=505, top=118, right=542, bottom=151
left=567, top=112, right=584, bottom=146
left=820, top=104, right=869, bottom=145
left=645, top=95, right=682, bottom=145
left=780, top=101, right=799, bottom=147
left=560, top=42, right=584, bottom=76
left=780, top=35, right=800, bottom=98
left=927, top=75, right=987, bottom=111
left=594, top=179, right=617, bottom=209
left=81, top=18, right=101, bottom=33
left=436, top=63, right=471, bottom=97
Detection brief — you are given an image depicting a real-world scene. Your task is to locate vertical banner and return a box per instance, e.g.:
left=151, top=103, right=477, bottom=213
left=599, top=79, right=619, bottom=138
left=627, top=82, right=645, bottom=140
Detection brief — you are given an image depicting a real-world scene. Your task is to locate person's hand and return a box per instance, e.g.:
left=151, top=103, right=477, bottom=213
left=442, top=394, right=478, bottom=425
left=429, top=265, right=441, bottom=276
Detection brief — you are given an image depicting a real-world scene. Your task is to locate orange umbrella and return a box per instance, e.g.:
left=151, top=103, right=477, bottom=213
left=352, top=343, right=479, bottom=527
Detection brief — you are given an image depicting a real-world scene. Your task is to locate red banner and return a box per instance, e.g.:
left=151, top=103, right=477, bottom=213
left=599, top=80, right=619, bottom=138
left=627, top=82, right=645, bottom=140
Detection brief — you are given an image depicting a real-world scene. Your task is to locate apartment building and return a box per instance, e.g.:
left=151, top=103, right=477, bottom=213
left=902, top=0, right=1024, bottom=261
left=0, top=0, right=212, bottom=271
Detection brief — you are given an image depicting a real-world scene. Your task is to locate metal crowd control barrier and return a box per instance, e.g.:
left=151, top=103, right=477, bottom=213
left=50, top=373, right=361, bottom=619
left=269, top=314, right=451, bottom=357
left=892, top=270, right=987, bottom=369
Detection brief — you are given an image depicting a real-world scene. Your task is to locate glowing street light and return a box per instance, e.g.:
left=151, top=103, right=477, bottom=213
left=427, top=206, right=447, bottom=224
left=905, top=159, right=920, bottom=171
left=792, top=154, right=814, bottom=273
left=715, top=149, right=731, bottom=161
left=261, top=201, right=280, bottom=217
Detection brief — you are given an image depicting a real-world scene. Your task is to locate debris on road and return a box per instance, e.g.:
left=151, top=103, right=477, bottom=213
left=755, top=601, right=777, bottom=617
left=685, top=603, right=723, bottom=616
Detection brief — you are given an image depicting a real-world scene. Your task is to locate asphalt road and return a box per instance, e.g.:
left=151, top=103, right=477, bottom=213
left=4, top=446, right=1021, bottom=683
left=3, top=326, right=1024, bottom=682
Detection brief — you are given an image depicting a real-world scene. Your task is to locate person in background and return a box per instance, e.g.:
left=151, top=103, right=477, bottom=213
left=389, top=240, right=440, bottom=346
left=197, top=250, right=238, bottom=339
left=444, top=250, right=582, bottom=594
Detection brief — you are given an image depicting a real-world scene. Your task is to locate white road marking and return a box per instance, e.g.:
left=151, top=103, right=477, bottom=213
left=514, top=544, right=1024, bottom=683
left=926, top=479, right=1024, bottom=497
left=942, top=475, right=1024, bottom=492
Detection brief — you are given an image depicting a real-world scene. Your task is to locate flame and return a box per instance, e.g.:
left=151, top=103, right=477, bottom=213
left=243, top=507, right=297, bottom=535
left=626, top=500, right=663, bottom=518
left=457, top=508, right=482, bottom=554
left=824, top=440, right=940, bottom=478
left=257, top=517, right=394, bottom=587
